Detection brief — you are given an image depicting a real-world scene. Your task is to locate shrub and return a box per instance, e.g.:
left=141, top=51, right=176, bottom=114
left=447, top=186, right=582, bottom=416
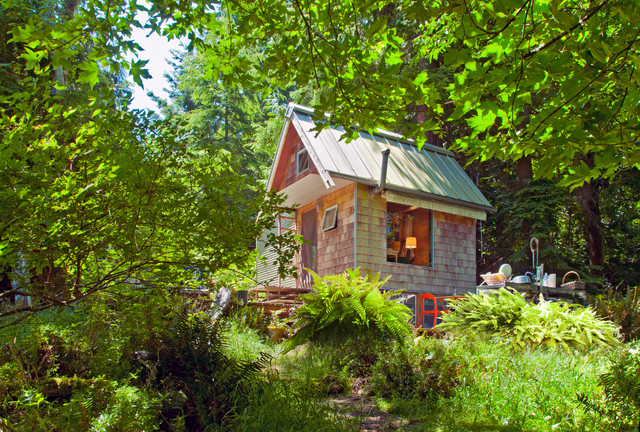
left=140, top=309, right=272, bottom=430
left=440, top=288, right=620, bottom=351
left=285, top=269, right=412, bottom=349
left=229, top=304, right=272, bottom=338
left=592, top=286, right=640, bottom=341
left=579, top=341, right=640, bottom=431
left=0, top=289, right=273, bottom=431
left=284, top=269, right=412, bottom=374
left=90, top=384, right=157, bottom=432
left=371, top=333, right=610, bottom=431
left=370, top=336, right=461, bottom=400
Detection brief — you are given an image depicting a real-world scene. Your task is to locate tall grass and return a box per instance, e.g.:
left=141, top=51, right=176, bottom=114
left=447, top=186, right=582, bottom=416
left=228, top=375, right=358, bottom=432
left=373, top=333, right=611, bottom=432
left=221, top=315, right=276, bottom=362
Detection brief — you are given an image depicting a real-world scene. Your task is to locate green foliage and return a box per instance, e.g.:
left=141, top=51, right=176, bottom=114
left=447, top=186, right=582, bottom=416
left=478, top=170, right=586, bottom=273
left=0, top=0, right=298, bottom=319
left=439, top=335, right=609, bottom=431
left=600, top=171, right=640, bottom=286
left=370, top=334, right=611, bottom=431
left=439, top=288, right=527, bottom=333
left=592, top=286, right=640, bottom=342
left=440, top=289, right=620, bottom=351
left=0, top=288, right=276, bottom=430
left=90, top=384, right=157, bottom=432
left=371, top=336, right=460, bottom=400
left=222, top=308, right=275, bottom=363
left=597, top=342, right=640, bottom=429
left=127, top=308, right=272, bottom=429
left=159, top=37, right=280, bottom=182
left=579, top=342, right=640, bottom=431
left=285, top=269, right=412, bottom=352
left=228, top=375, right=358, bottom=432
left=229, top=304, right=272, bottom=338
left=200, top=0, right=640, bottom=187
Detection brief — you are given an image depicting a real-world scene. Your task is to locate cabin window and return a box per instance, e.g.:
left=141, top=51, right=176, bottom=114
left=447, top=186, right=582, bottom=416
left=386, top=202, right=432, bottom=266
left=297, top=149, right=310, bottom=174
left=321, top=204, right=338, bottom=232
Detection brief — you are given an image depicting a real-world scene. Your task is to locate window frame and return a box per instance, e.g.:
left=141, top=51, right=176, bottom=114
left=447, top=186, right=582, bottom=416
left=385, top=203, right=434, bottom=268
left=296, top=148, right=310, bottom=174
left=321, top=204, right=338, bottom=232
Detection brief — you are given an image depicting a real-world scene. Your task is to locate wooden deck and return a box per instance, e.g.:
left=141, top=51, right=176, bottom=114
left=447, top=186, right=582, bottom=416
left=247, top=286, right=311, bottom=314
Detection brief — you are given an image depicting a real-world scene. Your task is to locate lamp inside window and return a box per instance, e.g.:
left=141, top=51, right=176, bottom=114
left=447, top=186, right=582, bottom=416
left=405, top=237, right=417, bottom=249
left=386, top=203, right=432, bottom=266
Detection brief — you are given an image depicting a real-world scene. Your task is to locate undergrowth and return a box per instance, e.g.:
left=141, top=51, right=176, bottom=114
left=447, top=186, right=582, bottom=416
left=440, top=288, right=620, bottom=350
left=372, top=333, right=611, bottom=431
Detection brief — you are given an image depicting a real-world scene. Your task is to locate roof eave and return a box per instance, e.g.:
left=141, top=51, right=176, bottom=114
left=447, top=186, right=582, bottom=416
left=328, top=172, right=496, bottom=214
left=266, top=118, right=293, bottom=191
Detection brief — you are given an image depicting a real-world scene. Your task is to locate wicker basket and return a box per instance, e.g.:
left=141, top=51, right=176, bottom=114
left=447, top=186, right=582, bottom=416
left=561, top=271, right=585, bottom=290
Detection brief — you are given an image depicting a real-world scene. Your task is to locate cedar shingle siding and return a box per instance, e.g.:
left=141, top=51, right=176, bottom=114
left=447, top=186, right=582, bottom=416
left=355, top=184, right=476, bottom=294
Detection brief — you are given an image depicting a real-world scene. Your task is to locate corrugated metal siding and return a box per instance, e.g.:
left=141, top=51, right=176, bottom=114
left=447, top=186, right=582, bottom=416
left=255, top=213, right=297, bottom=288
left=290, top=108, right=491, bottom=210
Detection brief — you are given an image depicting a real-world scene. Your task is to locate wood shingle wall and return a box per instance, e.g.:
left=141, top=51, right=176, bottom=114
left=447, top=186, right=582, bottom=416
left=354, top=184, right=477, bottom=295
left=279, top=137, right=319, bottom=190
left=296, top=184, right=355, bottom=277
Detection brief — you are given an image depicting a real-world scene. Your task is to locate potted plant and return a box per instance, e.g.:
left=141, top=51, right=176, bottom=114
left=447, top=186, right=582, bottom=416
left=386, top=212, right=401, bottom=250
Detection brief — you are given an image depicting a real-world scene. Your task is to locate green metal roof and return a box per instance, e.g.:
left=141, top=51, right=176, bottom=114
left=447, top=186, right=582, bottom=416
left=284, top=104, right=493, bottom=212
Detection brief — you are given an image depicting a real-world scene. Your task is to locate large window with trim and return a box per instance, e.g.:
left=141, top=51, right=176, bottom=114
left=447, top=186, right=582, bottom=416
left=386, top=202, right=432, bottom=266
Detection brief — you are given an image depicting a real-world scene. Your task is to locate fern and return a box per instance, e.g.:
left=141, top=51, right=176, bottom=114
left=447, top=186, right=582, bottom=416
left=440, top=288, right=620, bottom=351
left=148, top=309, right=272, bottom=429
left=578, top=342, right=640, bottom=431
left=284, top=268, right=412, bottom=353
left=593, top=286, right=640, bottom=341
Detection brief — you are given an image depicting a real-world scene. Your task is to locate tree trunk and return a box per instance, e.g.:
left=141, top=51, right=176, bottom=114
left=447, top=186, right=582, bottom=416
left=516, top=156, right=533, bottom=188
left=514, top=156, right=534, bottom=241
left=577, top=154, right=604, bottom=277
left=415, top=104, right=444, bottom=147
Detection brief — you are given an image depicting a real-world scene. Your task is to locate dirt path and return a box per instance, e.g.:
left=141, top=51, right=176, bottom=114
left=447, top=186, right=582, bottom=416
left=327, top=393, right=410, bottom=432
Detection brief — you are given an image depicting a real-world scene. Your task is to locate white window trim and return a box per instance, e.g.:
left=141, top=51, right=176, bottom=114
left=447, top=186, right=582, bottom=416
left=321, top=204, right=338, bottom=232
left=296, top=149, right=310, bottom=174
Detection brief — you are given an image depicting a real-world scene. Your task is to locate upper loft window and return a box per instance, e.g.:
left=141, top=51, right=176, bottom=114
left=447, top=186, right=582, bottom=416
left=321, top=205, right=338, bottom=232
left=386, top=202, right=432, bottom=266
left=297, top=149, right=310, bottom=174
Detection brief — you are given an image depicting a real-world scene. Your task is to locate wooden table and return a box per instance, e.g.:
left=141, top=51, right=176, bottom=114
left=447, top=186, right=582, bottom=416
left=386, top=249, right=399, bottom=262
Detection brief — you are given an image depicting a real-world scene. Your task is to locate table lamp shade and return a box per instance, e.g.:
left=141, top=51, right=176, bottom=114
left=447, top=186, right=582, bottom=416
left=405, top=236, right=417, bottom=249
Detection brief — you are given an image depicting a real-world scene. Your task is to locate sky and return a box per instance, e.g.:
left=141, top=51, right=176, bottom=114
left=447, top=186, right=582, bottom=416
left=128, top=23, right=185, bottom=113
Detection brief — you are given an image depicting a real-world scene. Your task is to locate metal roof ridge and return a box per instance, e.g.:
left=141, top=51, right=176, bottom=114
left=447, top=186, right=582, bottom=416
left=287, top=103, right=453, bottom=157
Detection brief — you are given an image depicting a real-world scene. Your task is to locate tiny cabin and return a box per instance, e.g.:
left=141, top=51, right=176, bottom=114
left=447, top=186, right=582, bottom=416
left=256, top=104, right=493, bottom=324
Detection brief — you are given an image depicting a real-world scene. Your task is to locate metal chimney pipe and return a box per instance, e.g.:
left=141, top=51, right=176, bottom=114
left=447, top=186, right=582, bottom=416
left=370, top=149, right=391, bottom=196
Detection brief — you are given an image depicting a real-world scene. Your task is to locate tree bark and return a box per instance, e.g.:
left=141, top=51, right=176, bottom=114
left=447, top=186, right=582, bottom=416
left=577, top=154, right=604, bottom=277
left=415, top=104, right=444, bottom=147
left=516, top=156, right=533, bottom=188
